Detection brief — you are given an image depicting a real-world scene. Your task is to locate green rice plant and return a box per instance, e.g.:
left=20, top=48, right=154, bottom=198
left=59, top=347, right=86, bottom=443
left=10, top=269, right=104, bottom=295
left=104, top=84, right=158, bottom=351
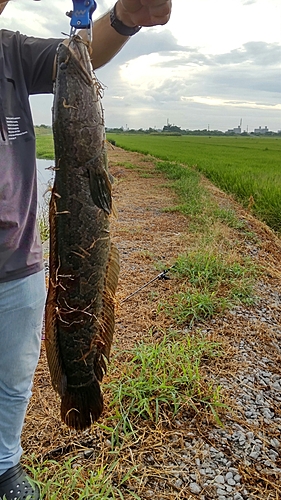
left=36, top=134, right=54, bottom=160
left=107, top=134, right=281, bottom=233
left=105, top=330, right=223, bottom=427
left=34, top=125, right=52, bottom=136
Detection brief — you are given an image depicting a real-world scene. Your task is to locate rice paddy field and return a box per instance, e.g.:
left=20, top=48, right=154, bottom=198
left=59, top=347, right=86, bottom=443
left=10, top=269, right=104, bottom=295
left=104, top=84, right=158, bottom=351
left=106, top=134, right=281, bottom=234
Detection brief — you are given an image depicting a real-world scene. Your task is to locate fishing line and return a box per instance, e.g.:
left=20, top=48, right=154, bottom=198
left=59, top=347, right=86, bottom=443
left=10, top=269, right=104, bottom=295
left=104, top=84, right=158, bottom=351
left=121, top=265, right=175, bottom=303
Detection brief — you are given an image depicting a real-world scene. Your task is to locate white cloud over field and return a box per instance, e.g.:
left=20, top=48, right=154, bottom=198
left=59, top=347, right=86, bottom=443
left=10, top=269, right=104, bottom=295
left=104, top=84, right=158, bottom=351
left=1, top=0, right=281, bottom=131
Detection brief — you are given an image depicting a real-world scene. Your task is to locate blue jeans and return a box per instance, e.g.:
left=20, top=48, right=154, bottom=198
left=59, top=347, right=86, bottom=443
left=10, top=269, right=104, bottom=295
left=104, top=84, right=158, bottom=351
left=0, top=270, right=46, bottom=475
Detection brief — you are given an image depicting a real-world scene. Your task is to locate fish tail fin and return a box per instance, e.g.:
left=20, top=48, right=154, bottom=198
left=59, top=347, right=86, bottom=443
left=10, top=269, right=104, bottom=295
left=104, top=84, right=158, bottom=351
left=61, top=379, right=103, bottom=431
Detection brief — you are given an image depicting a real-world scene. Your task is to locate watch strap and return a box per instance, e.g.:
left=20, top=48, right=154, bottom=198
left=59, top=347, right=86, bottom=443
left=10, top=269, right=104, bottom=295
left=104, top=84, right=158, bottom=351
left=110, top=3, right=141, bottom=36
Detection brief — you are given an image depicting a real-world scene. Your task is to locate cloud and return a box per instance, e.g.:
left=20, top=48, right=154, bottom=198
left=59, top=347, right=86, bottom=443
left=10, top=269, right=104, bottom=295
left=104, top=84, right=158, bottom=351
left=99, top=28, right=187, bottom=66
left=214, top=41, right=281, bottom=66
left=5, top=0, right=279, bottom=131
left=1, top=0, right=70, bottom=36
left=112, top=39, right=281, bottom=96
left=181, top=96, right=281, bottom=112
left=97, top=36, right=281, bottom=130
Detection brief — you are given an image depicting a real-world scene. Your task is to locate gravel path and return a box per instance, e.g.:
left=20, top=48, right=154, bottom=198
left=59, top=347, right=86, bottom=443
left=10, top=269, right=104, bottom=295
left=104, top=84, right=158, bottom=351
left=107, top=149, right=281, bottom=499
left=30, top=147, right=281, bottom=499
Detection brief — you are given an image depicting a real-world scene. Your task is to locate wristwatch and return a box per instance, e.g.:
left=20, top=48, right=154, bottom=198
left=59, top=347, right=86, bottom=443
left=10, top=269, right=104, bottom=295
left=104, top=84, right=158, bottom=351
left=110, top=3, right=142, bottom=36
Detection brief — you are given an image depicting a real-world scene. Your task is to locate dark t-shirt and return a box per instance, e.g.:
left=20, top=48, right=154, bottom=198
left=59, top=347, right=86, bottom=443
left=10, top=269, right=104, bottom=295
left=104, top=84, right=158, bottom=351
left=0, top=30, right=61, bottom=282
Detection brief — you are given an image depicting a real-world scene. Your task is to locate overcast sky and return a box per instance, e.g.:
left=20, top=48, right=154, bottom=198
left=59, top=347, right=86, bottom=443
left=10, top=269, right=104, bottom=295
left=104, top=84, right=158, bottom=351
left=2, top=0, right=281, bottom=131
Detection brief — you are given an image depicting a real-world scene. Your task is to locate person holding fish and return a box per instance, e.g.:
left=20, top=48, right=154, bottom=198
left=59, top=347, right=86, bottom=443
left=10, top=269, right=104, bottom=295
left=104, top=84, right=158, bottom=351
left=0, top=0, right=171, bottom=498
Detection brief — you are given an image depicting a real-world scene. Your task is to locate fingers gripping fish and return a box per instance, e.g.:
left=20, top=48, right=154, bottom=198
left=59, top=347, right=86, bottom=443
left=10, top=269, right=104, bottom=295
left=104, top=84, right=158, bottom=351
left=45, top=36, right=119, bottom=431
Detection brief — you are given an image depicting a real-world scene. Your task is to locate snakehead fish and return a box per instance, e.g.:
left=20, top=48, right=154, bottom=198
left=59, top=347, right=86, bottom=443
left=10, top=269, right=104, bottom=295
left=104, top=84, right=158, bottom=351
left=45, top=36, right=119, bottom=431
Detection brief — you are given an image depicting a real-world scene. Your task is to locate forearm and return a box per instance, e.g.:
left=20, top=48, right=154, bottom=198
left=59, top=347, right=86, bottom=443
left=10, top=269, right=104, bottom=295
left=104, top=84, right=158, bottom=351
left=78, top=0, right=171, bottom=69
left=86, top=8, right=131, bottom=69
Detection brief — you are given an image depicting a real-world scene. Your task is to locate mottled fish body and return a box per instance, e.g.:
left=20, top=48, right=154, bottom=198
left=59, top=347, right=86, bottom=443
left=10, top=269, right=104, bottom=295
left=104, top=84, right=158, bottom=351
left=45, top=36, right=119, bottom=431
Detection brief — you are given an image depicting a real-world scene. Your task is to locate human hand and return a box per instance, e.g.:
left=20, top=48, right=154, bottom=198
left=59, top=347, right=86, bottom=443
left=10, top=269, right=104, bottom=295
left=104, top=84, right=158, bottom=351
left=115, top=0, right=172, bottom=28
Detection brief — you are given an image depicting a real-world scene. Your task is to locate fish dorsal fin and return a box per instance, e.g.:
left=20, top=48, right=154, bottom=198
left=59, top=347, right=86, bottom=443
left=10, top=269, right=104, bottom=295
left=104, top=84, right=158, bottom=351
left=45, top=279, right=66, bottom=397
left=45, top=190, right=66, bottom=397
left=99, top=242, right=120, bottom=362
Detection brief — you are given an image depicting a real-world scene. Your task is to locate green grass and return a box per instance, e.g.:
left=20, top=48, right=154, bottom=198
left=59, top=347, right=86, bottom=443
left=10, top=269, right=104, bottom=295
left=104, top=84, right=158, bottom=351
left=22, top=331, right=224, bottom=499
left=106, top=330, right=224, bottom=430
left=37, top=208, right=50, bottom=242
left=36, top=134, right=54, bottom=159
left=23, top=324, right=224, bottom=498
left=134, top=159, right=259, bottom=325
left=213, top=207, right=246, bottom=230
left=34, top=125, right=52, bottom=136
left=37, top=180, right=52, bottom=242
left=154, top=160, right=212, bottom=219
left=24, top=455, right=141, bottom=500
left=166, top=251, right=258, bottom=325
left=106, top=134, right=281, bottom=232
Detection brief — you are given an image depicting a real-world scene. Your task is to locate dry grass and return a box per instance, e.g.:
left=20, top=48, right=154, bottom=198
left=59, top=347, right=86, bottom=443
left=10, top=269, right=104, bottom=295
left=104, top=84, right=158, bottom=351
left=22, top=147, right=281, bottom=499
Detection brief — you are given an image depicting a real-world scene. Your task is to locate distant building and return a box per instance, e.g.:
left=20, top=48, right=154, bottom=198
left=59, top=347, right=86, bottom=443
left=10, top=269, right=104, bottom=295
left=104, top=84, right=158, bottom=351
left=226, top=125, right=241, bottom=135
left=254, top=126, right=269, bottom=135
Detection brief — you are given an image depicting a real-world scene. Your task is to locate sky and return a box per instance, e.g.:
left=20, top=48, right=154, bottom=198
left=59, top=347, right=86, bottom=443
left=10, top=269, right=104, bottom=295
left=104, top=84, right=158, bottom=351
left=1, top=0, right=281, bottom=132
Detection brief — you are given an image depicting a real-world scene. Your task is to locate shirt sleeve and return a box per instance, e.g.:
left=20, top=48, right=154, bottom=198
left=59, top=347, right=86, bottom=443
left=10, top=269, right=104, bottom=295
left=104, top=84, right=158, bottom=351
left=19, top=34, right=63, bottom=95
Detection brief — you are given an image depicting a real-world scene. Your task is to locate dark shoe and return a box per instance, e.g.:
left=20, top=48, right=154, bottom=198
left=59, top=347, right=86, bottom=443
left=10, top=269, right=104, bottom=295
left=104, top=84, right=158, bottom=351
left=0, top=463, right=40, bottom=500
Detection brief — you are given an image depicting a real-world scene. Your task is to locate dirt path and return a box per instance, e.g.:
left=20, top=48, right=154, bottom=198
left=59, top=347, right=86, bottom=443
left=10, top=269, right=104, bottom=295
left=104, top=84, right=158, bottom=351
left=23, top=147, right=281, bottom=500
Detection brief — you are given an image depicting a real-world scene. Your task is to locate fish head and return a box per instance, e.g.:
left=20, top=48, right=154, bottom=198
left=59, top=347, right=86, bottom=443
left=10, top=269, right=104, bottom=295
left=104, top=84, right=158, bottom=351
left=56, top=36, right=94, bottom=86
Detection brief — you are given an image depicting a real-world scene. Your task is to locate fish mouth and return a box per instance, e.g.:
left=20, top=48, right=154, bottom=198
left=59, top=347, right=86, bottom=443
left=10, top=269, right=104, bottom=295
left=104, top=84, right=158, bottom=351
left=57, top=36, right=94, bottom=86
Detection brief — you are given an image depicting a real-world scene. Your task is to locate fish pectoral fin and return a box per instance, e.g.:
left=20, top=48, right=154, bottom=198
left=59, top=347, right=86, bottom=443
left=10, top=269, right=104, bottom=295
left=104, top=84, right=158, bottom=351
left=88, top=164, right=112, bottom=214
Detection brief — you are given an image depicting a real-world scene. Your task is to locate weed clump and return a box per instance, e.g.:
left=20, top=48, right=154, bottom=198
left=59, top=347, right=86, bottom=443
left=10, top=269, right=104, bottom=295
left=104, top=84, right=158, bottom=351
left=166, top=251, right=258, bottom=326
left=106, top=330, right=224, bottom=431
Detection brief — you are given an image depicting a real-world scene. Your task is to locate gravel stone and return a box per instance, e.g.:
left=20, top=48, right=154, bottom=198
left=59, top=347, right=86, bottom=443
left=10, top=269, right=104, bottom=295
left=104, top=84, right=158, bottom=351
left=225, top=472, right=233, bottom=480
left=215, top=475, right=225, bottom=484
left=205, top=468, right=215, bottom=476
left=189, top=482, right=202, bottom=494
left=249, top=446, right=261, bottom=459
left=174, top=478, right=183, bottom=488
left=226, top=478, right=236, bottom=486
left=270, top=438, right=280, bottom=448
left=225, top=485, right=233, bottom=492
left=268, top=449, right=278, bottom=460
